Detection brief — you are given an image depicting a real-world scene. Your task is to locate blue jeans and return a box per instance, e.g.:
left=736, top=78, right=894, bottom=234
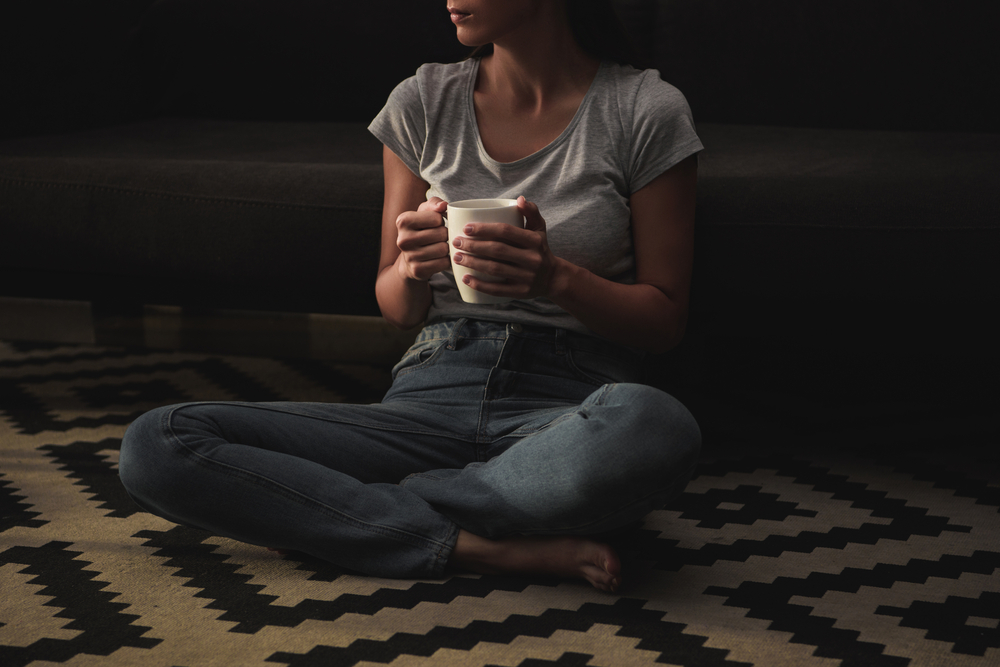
left=119, top=319, right=700, bottom=578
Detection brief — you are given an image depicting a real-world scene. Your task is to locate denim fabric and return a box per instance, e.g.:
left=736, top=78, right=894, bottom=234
left=119, top=319, right=701, bottom=578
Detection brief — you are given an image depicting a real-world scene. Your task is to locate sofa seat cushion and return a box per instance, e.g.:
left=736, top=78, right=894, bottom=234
left=658, top=124, right=1000, bottom=440
left=694, top=123, right=999, bottom=307
left=2, top=118, right=997, bottom=328
left=1, top=118, right=385, bottom=314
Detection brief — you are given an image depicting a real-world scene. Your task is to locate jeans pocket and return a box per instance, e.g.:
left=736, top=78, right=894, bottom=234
left=391, top=338, right=447, bottom=380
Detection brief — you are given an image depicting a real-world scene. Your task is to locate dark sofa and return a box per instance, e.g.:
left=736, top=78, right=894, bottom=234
left=2, top=0, right=998, bottom=444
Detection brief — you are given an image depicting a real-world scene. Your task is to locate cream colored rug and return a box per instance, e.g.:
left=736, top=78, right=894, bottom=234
left=2, top=340, right=998, bottom=666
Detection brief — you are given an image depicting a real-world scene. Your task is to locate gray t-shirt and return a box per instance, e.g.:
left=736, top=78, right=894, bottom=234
left=369, top=58, right=703, bottom=336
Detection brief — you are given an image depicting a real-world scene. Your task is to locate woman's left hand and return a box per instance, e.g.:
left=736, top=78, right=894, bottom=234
left=451, top=196, right=565, bottom=300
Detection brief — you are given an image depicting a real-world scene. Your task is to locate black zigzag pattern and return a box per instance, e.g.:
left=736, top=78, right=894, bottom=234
left=74, top=378, right=187, bottom=410
left=0, top=542, right=161, bottom=667
left=487, top=654, right=597, bottom=667
left=868, top=445, right=1000, bottom=511
left=0, top=342, right=136, bottom=367
left=135, top=525, right=754, bottom=666
left=878, top=590, right=1000, bottom=656
left=0, top=474, right=45, bottom=532
left=647, top=455, right=974, bottom=571
left=267, top=598, right=753, bottom=667
left=707, top=551, right=1000, bottom=666
left=40, top=438, right=136, bottom=518
left=134, top=525, right=555, bottom=633
left=673, top=483, right=818, bottom=528
left=2, top=357, right=286, bottom=434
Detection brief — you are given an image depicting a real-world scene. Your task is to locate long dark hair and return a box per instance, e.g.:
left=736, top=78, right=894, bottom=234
left=469, top=0, right=638, bottom=66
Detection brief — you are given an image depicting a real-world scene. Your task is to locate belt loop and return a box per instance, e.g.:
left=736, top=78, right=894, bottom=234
left=554, top=328, right=568, bottom=355
left=446, top=318, right=467, bottom=350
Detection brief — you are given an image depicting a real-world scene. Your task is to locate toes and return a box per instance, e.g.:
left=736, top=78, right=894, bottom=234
left=581, top=563, right=620, bottom=593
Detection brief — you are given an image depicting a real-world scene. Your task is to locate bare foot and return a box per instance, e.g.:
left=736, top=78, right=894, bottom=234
left=450, top=530, right=622, bottom=593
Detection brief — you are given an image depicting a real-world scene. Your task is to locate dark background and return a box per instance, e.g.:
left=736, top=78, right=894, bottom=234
left=2, top=0, right=997, bottom=445
left=3, top=0, right=997, bottom=141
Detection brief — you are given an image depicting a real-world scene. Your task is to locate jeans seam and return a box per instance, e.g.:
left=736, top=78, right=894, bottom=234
left=506, top=409, right=579, bottom=439
left=179, top=401, right=472, bottom=441
left=592, top=383, right=615, bottom=407
left=160, top=404, right=457, bottom=554
left=431, top=522, right=460, bottom=575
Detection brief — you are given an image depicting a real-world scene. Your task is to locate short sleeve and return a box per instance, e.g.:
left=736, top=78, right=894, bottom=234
left=368, top=74, right=426, bottom=177
left=627, top=70, right=704, bottom=193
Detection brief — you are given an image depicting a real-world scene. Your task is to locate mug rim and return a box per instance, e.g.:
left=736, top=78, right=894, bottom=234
left=447, top=198, right=518, bottom=210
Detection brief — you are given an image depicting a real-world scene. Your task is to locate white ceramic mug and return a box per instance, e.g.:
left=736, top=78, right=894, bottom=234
left=444, top=198, right=524, bottom=304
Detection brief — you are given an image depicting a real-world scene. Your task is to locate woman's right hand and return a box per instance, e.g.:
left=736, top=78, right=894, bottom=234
left=377, top=146, right=444, bottom=329
left=394, top=197, right=451, bottom=282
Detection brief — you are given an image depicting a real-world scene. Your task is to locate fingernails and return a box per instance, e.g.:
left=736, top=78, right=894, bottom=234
left=464, top=224, right=474, bottom=235
left=454, top=253, right=463, bottom=263
left=453, top=237, right=462, bottom=248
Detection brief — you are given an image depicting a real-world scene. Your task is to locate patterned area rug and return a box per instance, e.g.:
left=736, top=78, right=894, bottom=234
left=2, top=339, right=998, bottom=666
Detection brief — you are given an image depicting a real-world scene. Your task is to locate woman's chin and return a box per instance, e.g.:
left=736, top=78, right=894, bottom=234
left=453, top=23, right=493, bottom=48
left=455, top=33, right=489, bottom=48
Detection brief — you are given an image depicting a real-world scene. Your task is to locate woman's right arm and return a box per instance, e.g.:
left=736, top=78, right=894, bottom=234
left=375, top=146, right=450, bottom=330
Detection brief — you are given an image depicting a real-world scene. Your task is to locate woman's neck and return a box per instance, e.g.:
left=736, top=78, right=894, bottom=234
left=477, top=10, right=599, bottom=112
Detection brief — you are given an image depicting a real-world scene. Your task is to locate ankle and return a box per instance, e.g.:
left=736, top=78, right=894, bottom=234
left=451, top=530, right=507, bottom=574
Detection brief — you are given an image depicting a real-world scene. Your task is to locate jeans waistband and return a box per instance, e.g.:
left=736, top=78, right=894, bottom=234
left=416, top=318, right=644, bottom=364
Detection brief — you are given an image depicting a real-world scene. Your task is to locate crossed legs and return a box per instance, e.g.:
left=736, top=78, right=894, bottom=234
left=119, top=384, right=699, bottom=590
left=404, top=383, right=700, bottom=591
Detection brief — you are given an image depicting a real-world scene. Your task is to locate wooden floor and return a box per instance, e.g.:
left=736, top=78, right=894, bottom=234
left=0, top=296, right=416, bottom=364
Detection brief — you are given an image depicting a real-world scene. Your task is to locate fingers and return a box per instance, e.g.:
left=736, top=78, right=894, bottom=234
left=452, top=198, right=554, bottom=299
left=397, top=209, right=445, bottom=232
left=459, top=197, right=544, bottom=242
left=452, top=234, right=544, bottom=299
left=417, top=197, right=447, bottom=213
left=453, top=251, right=537, bottom=284
left=395, top=200, right=449, bottom=281
left=394, top=195, right=549, bottom=288
left=457, top=268, right=532, bottom=299
left=517, top=196, right=546, bottom=232
left=452, top=237, right=538, bottom=270
left=451, top=220, right=541, bottom=264
left=397, top=214, right=447, bottom=255
left=402, top=237, right=449, bottom=263
left=398, top=235, right=450, bottom=280
left=399, top=229, right=449, bottom=280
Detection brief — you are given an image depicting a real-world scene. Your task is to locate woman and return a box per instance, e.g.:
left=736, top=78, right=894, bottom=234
left=119, top=0, right=702, bottom=594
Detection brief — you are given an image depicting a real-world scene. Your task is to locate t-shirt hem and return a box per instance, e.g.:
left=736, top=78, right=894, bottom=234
left=629, top=136, right=705, bottom=194
left=368, top=120, right=423, bottom=179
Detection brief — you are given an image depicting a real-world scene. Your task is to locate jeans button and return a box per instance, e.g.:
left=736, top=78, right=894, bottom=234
left=510, top=323, right=523, bottom=333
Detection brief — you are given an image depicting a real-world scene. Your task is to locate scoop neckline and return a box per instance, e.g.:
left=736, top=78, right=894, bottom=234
left=465, top=58, right=607, bottom=168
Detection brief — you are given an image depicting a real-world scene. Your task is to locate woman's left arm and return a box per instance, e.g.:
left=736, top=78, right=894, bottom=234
left=452, top=154, right=697, bottom=353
